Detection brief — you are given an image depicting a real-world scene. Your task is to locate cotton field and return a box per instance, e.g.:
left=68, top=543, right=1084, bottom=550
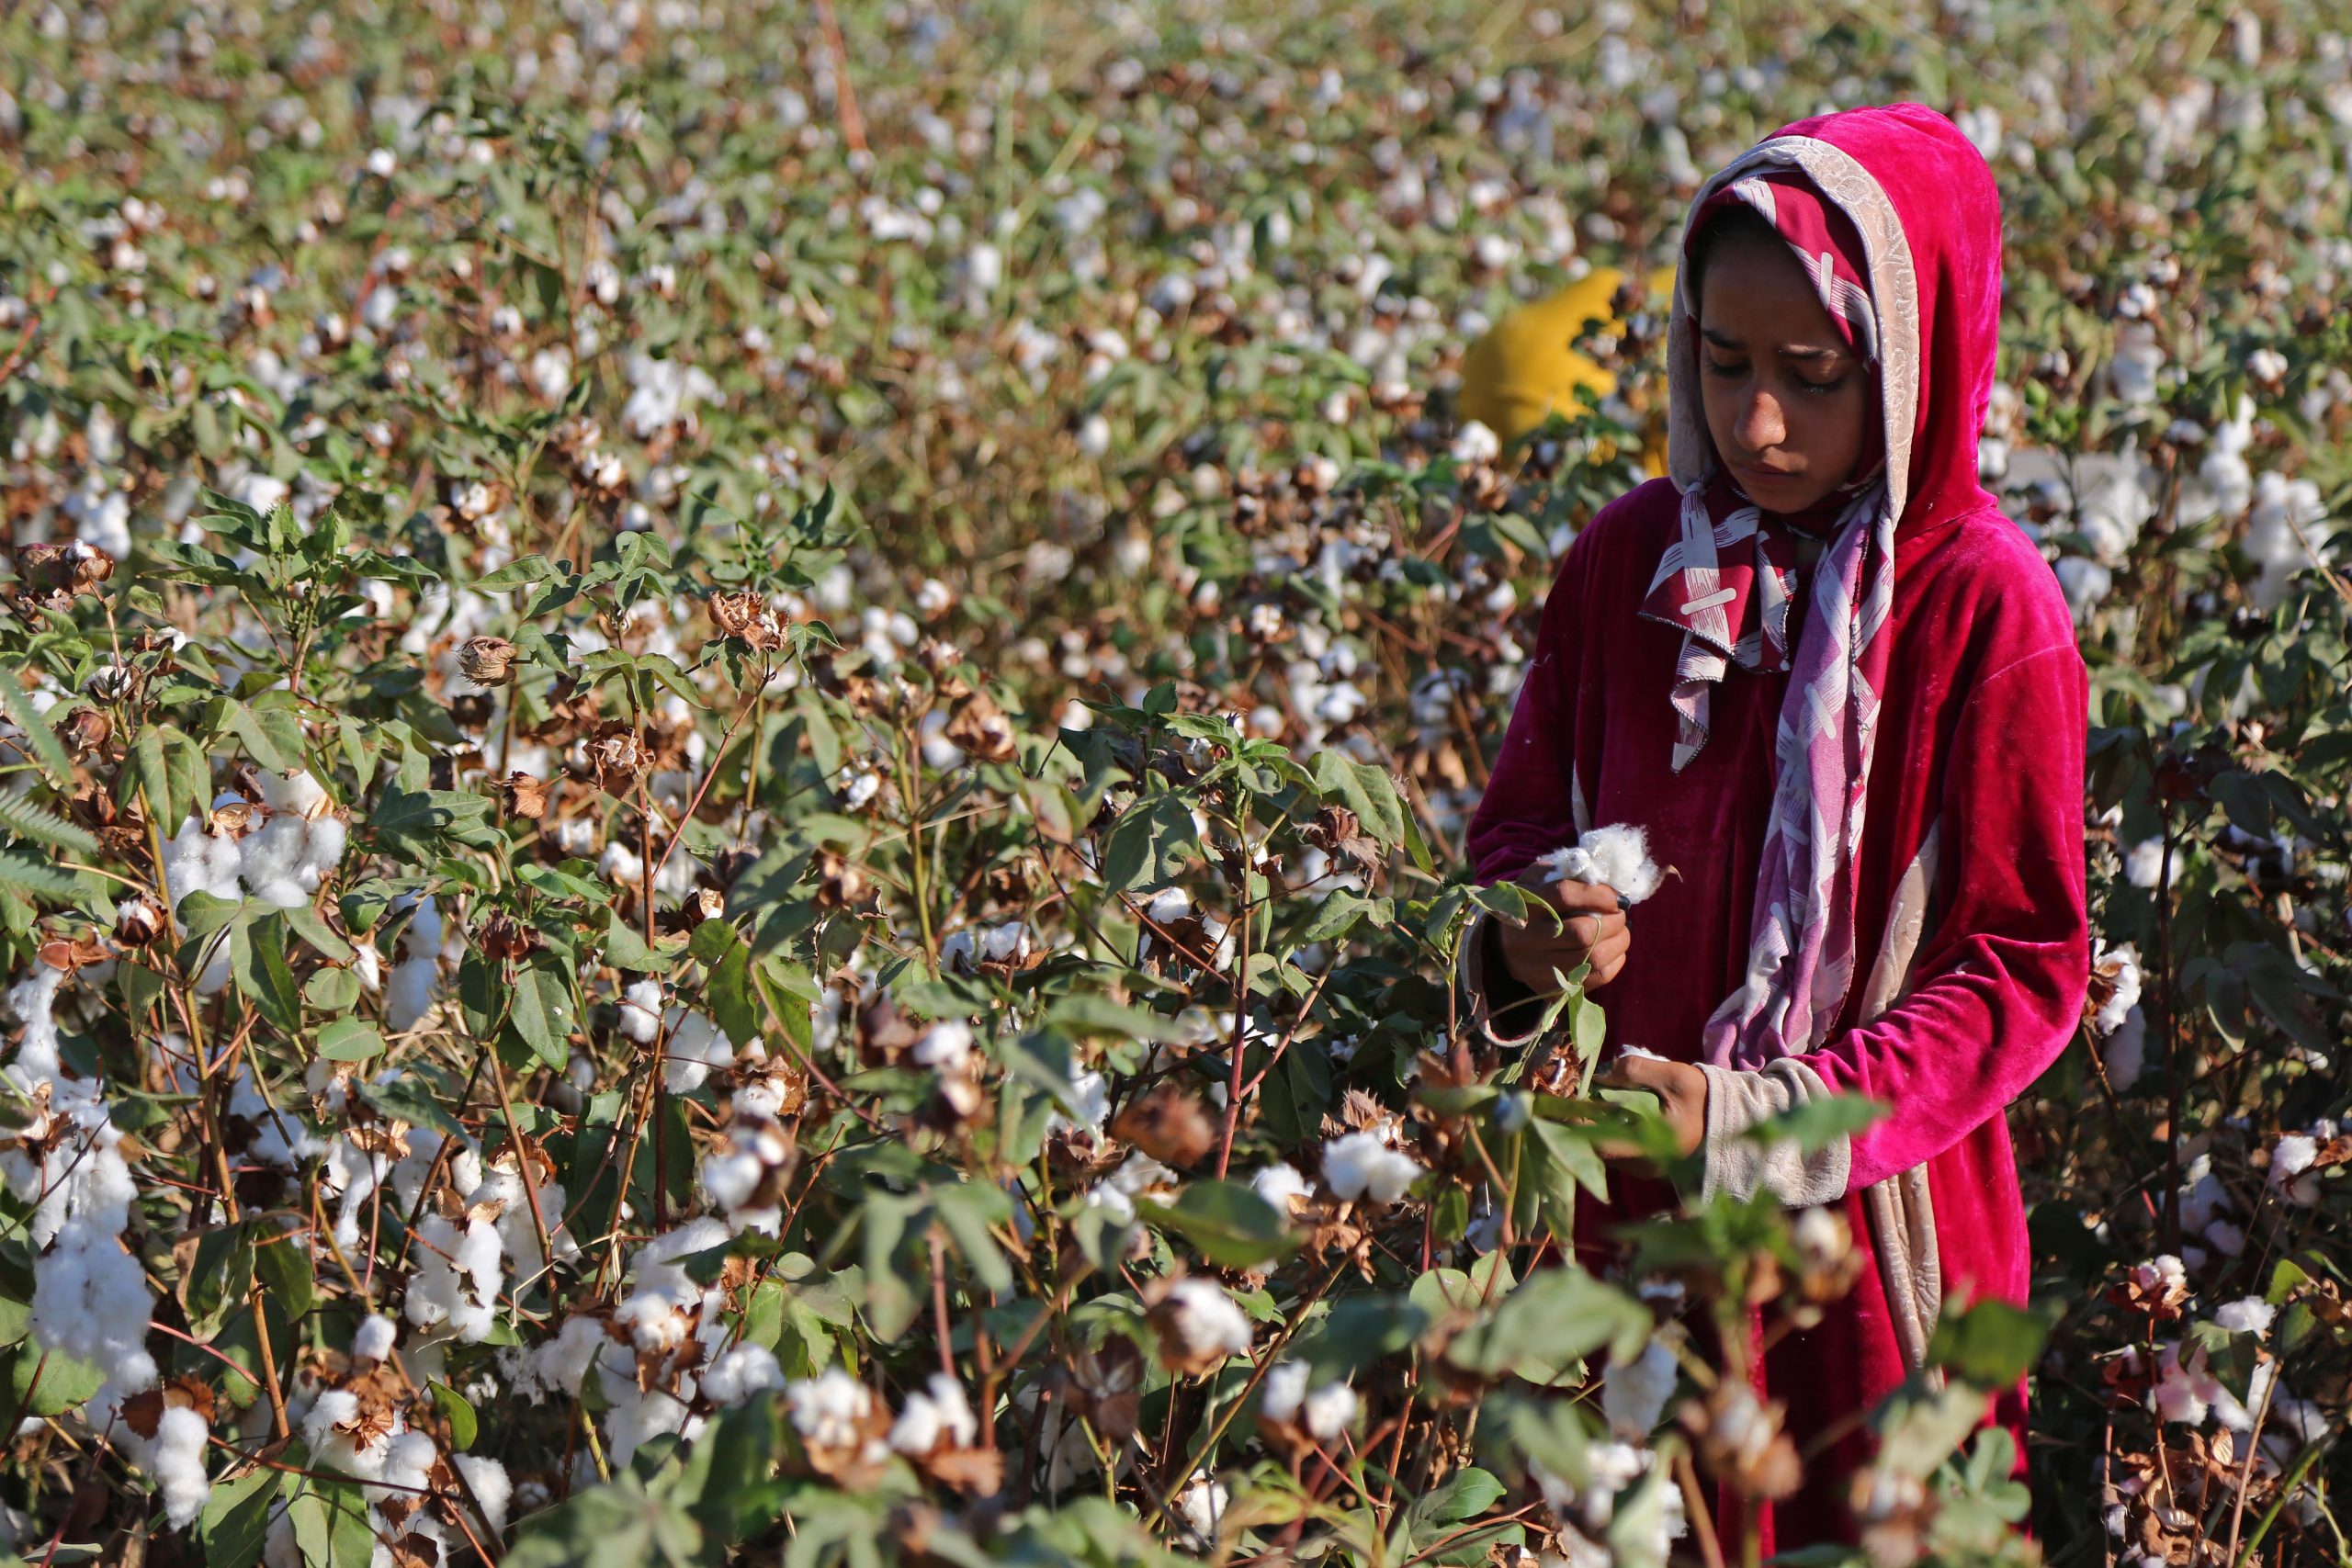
left=0, top=0, right=2346, bottom=1565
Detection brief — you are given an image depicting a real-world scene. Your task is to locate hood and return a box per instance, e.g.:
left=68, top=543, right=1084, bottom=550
left=1666, top=103, right=2004, bottom=541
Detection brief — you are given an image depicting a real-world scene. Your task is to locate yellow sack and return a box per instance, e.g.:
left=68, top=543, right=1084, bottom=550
left=1457, top=266, right=1679, bottom=473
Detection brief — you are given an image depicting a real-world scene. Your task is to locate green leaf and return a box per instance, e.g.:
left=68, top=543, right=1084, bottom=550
left=504, top=1473, right=706, bottom=1568
left=604, top=909, right=671, bottom=973
left=1099, top=795, right=1200, bottom=891
left=360, top=1072, right=467, bottom=1137
left=289, top=1478, right=380, bottom=1568
left=933, top=1181, right=1016, bottom=1297
left=1740, top=1093, right=1888, bottom=1157
left=305, top=965, right=362, bottom=1014
left=0, top=679, right=74, bottom=790
left=232, top=913, right=305, bottom=1035
left=431, top=1380, right=480, bottom=1451
left=198, top=1463, right=283, bottom=1568
left=511, top=961, right=578, bottom=1070
left=0, top=786, right=98, bottom=857
left=0, top=850, right=79, bottom=902
left=254, top=1230, right=316, bottom=1319
left=314, top=1016, right=383, bottom=1062
left=186, top=1222, right=256, bottom=1340
left=1443, top=1267, right=1648, bottom=1384
left=8, top=1342, right=107, bottom=1416
left=1138, top=1181, right=1300, bottom=1269
left=1311, top=750, right=1408, bottom=849
left=1926, top=1298, right=2051, bottom=1388
left=370, top=784, right=495, bottom=857
left=1041, top=995, right=1184, bottom=1043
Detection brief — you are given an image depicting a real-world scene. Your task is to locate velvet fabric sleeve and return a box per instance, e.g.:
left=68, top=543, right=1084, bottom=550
left=1767, top=638, right=2090, bottom=1191
left=1454, top=520, right=1605, bottom=1049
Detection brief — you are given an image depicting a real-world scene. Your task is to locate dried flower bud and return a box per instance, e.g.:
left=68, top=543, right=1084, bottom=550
left=587, top=721, right=649, bottom=795
left=477, top=910, right=537, bottom=962
left=501, top=771, right=551, bottom=819
left=458, top=636, right=518, bottom=685
left=709, top=589, right=786, bottom=651
left=1113, top=1089, right=1217, bottom=1168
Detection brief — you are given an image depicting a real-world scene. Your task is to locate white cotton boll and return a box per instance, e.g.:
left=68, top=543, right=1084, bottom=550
left=1174, top=1469, right=1228, bottom=1550
left=2215, top=1297, right=2275, bottom=1337
left=1261, top=1360, right=1308, bottom=1423
left=2245, top=472, right=2329, bottom=609
left=353, top=1314, right=398, bottom=1362
left=1160, top=1280, right=1253, bottom=1360
left=2091, top=941, right=2143, bottom=1035
left=2055, top=556, right=2112, bottom=621
left=406, top=1215, right=503, bottom=1343
left=1602, top=1337, right=1680, bottom=1437
left=239, top=814, right=308, bottom=888
left=524, top=1315, right=610, bottom=1400
left=702, top=1344, right=783, bottom=1407
left=352, top=942, right=383, bottom=992
left=147, top=1404, right=212, bottom=1529
left=618, top=980, right=663, bottom=1044
left=1321, top=1131, right=1424, bottom=1205
left=912, top=1021, right=974, bottom=1073
left=399, top=896, right=442, bottom=959
left=1539, top=823, right=1662, bottom=905
left=1451, top=421, right=1501, bottom=464
left=2269, top=1134, right=2322, bottom=1204
left=2104, top=1007, right=2147, bottom=1089
left=453, top=1454, right=511, bottom=1537
left=1047, top=1066, right=1110, bottom=1139
left=260, top=770, right=328, bottom=817
left=1301, top=1381, right=1359, bottom=1441
left=2109, top=321, right=2165, bottom=408
left=600, top=840, right=646, bottom=889
left=1145, top=886, right=1192, bottom=925
left=662, top=1010, right=733, bottom=1094
left=298, top=816, right=346, bottom=882
left=1250, top=1162, right=1311, bottom=1212
left=889, top=1373, right=978, bottom=1454
left=787, top=1369, right=878, bottom=1450
left=384, top=957, right=435, bottom=1032
left=2125, top=838, right=2166, bottom=889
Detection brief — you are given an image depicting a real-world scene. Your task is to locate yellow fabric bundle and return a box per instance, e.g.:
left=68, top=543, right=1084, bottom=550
left=1457, top=266, right=1678, bottom=470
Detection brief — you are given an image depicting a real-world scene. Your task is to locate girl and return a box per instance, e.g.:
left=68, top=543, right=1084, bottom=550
left=1458, top=105, right=2089, bottom=1545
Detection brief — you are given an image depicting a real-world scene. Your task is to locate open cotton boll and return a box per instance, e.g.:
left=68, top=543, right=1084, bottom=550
left=1250, top=1162, right=1311, bottom=1212
left=662, top=1010, right=733, bottom=1094
left=702, top=1343, right=783, bottom=1407
left=1539, top=823, right=1662, bottom=905
left=353, top=1314, right=399, bottom=1363
left=384, top=957, right=436, bottom=1032
left=144, top=1404, right=212, bottom=1529
left=618, top=980, right=664, bottom=1044
left=1321, top=1131, right=1424, bottom=1205
left=406, top=1214, right=504, bottom=1343
left=889, top=1372, right=978, bottom=1454
left=1602, top=1337, right=1680, bottom=1437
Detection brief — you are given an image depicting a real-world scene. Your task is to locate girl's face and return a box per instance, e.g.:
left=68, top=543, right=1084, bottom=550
left=1696, top=228, right=1871, bottom=514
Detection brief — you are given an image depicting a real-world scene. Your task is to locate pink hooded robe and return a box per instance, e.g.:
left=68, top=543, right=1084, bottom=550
left=1459, top=106, right=2088, bottom=1546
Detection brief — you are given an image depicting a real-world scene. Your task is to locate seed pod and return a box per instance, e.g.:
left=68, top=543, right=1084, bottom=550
left=458, top=636, right=518, bottom=685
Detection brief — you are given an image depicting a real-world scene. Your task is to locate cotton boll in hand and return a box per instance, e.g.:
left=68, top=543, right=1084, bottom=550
left=1538, top=823, right=1662, bottom=906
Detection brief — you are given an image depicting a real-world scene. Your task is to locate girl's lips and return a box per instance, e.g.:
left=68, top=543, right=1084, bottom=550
left=1735, top=460, right=1798, bottom=484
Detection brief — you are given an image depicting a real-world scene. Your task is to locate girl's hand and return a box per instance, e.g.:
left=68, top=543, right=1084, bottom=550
left=1490, top=869, right=1631, bottom=991
left=1593, top=1053, right=1708, bottom=1159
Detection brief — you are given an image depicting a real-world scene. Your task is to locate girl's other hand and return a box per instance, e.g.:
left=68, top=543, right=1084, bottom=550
left=1490, top=868, right=1630, bottom=991
left=1593, top=1052, right=1708, bottom=1159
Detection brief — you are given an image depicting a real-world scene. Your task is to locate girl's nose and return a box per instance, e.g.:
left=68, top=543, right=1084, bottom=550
left=1736, top=391, right=1785, bottom=452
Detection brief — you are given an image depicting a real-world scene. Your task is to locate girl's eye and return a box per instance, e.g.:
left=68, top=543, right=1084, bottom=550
left=1798, top=375, right=1849, bottom=396
left=1704, top=358, right=1746, bottom=378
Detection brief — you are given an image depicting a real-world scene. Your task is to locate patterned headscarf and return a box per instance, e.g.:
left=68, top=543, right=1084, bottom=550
left=1650, top=162, right=1905, bottom=1066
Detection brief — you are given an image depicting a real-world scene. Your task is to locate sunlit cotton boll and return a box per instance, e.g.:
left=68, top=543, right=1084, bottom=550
left=618, top=980, right=663, bottom=1044
left=1174, top=1469, right=1228, bottom=1550
left=1321, top=1131, right=1423, bottom=1205
left=2090, top=941, right=2143, bottom=1035
left=1539, top=823, right=1662, bottom=905
left=143, top=1404, right=212, bottom=1528
left=1250, top=1161, right=1311, bottom=1212
left=662, top=1010, right=733, bottom=1095
left=1601, top=1337, right=1680, bottom=1437
left=2269, top=1134, right=2322, bottom=1205
left=1159, top=1280, right=1252, bottom=1362
left=702, top=1344, right=783, bottom=1406
left=888, top=1373, right=978, bottom=1454
left=2103, top=1006, right=2147, bottom=1089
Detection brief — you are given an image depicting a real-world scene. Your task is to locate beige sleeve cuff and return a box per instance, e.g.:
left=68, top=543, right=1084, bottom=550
left=1696, top=1058, right=1852, bottom=1207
